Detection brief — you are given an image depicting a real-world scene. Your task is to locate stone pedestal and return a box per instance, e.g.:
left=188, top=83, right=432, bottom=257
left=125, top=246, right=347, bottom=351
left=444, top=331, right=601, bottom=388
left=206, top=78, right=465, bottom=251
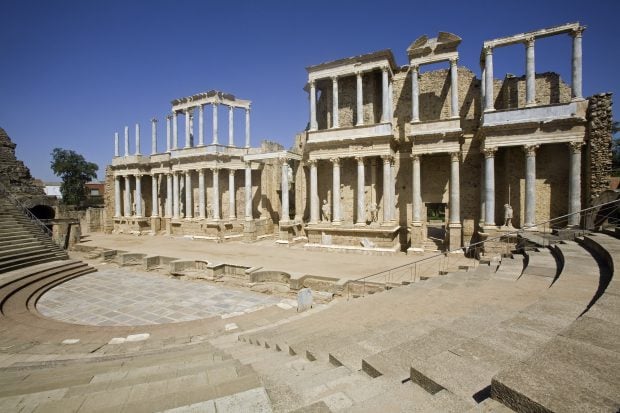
left=446, top=223, right=462, bottom=252
left=243, top=219, right=257, bottom=242
left=408, top=223, right=425, bottom=254
left=150, top=217, right=161, bottom=233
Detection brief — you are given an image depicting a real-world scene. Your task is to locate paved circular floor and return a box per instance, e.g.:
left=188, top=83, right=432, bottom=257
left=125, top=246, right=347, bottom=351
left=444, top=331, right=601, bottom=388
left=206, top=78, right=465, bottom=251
left=37, top=268, right=284, bottom=326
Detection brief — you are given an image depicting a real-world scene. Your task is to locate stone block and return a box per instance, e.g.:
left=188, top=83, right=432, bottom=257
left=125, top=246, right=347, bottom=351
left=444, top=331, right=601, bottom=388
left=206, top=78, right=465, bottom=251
left=297, top=288, right=313, bottom=312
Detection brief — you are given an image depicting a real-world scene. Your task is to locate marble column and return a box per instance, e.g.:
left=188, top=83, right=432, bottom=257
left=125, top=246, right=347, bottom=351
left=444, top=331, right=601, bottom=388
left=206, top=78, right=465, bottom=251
left=331, top=77, right=339, bottom=128
left=571, top=27, right=584, bottom=100
left=229, top=169, right=236, bottom=219
left=166, top=116, right=171, bottom=152
left=184, top=171, right=192, bottom=219
left=412, top=154, right=421, bottom=224
left=309, top=81, right=317, bottom=131
left=479, top=160, right=485, bottom=227
left=151, top=118, right=157, bottom=154
left=212, top=103, right=219, bottom=144
left=480, top=66, right=486, bottom=114
left=356, top=72, right=364, bottom=126
left=114, top=132, right=119, bottom=157
left=124, top=126, right=129, bottom=156
left=198, top=105, right=205, bottom=146
left=198, top=169, right=205, bottom=219
left=184, top=110, right=191, bottom=148
left=245, top=107, right=251, bottom=148
left=449, top=152, right=460, bottom=225
left=382, top=155, right=392, bottom=222
left=411, top=65, right=420, bottom=122
left=450, top=58, right=459, bottom=118
left=172, top=112, right=178, bottom=149
left=228, top=106, right=234, bottom=146
left=484, top=148, right=497, bottom=227
left=332, top=158, right=341, bottom=224
left=484, top=47, right=494, bottom=111
left=309, top=160, right=319, bottom=224
left=525, top=37, right=536, bottom=106
left=356, top=157, right=365, bottom=225
left=114, top=176, right=121, bottom=217
left=135, top=124, right=141, bottom=155
left=151, top=173, right=158, bottom=217
left=381, top=67, right=389, bottom=123
left=370, top=158, right=377, bottom=208
left=245, top=163, right=252, bottom=220
left=124, top=175, right=131, bottom=217
left=568, top=142, right=582, bottom=226
left=166, top=173, right=172, bottom=218
left=388, top=78, right=394, bottom=119
left=524, top=145, right=538, bottom=228
left=135, top=175, right=143, bottom=217
left=281, top=160, right=290, bottom=223
left=212, top=168, right=220, bottom=220
left=172, top=172, right=180, bottom=219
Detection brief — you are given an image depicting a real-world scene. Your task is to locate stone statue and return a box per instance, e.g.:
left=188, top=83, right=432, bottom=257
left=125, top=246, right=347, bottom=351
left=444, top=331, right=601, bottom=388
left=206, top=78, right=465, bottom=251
left=321, top=199, right=331, bottom=222
left=369, top=202, right=378, bottom=222
left=503, top=204, right=513, bottom=227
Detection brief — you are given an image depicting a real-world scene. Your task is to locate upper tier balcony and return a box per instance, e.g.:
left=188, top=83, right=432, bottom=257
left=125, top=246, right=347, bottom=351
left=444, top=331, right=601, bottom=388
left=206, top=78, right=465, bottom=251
left=482, top=100, right=586, bottom=128
left=409, top=118, right=461, bottom=137
left=307, top=122, right=393, bottom=145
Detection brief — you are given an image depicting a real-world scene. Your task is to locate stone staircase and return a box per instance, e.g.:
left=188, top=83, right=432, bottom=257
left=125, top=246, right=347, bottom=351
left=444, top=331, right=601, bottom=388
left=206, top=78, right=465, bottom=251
left=0, top=198, right=67, bottom=273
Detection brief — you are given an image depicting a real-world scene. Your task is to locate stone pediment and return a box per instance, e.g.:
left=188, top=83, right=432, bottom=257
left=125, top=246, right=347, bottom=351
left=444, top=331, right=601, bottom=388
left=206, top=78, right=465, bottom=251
left=407, top=32, right=461, bottom=60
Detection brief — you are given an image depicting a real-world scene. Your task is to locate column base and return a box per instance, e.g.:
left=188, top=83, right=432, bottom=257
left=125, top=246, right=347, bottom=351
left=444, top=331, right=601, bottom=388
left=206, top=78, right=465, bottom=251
left=332, top=220, right=342, bottom=226
left=410, top=222, right=424, bottom=252
left=446, top=223, right=462, bottom=251
left=523, top=224, right=538, bottom=231
left=354, top=222, right=366, bottom=227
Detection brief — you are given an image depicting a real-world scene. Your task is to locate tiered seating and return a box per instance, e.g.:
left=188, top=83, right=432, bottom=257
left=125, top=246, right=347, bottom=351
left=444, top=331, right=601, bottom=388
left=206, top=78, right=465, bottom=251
left=0, top=198, right=67, bottom=273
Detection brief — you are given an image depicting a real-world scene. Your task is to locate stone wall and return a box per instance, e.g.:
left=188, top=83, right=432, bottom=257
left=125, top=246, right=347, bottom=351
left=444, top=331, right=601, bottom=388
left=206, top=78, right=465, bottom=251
left=103, top=166, right=115, bottom=233
left=585, top=93, right=613, bottom=205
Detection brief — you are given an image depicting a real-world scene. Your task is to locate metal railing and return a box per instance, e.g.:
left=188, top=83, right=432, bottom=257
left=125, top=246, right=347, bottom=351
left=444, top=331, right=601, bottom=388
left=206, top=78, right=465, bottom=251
left=345, top=198, right=620, bottom=300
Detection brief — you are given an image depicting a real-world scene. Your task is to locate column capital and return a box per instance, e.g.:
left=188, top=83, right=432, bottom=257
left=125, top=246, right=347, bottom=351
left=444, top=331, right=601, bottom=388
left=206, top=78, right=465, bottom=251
left=484, top=46, right=493, bottom=56
left=411, top=153, right=420, bottom=161
left=229, top=104, right=234, bottom=111
left=568, top=141, right=584, bottom=154
left=244, top=161, right=252, bottom=169
left=381, top=65, right=389, bottom=73
left=355, top=156, right=365, bottom=164
left=212, top=167, right=220, bottom=173
left=309, top=79, right=316, bottom=87
left=523, top=144, right=539, bottom=156
left=245, top=106, right=251, bottom=113
left=356, top=71, right=363, bottom=78
left=330, top=157, right=340, bottom=166
left=450, top=152, right=461, bottom=162
left=571, top=26, right=585, bottom=38
left=381, top=154, right=393, bottom=165
left=166, top=114, right=173, bottom=120
left=482, top=147, right=497, bottom=158
left=331, top=76, right=338, bottom=82
left=307, top=159, right=317, bottom=167
left=449, top=57, right=459, bottom=65
left=151, top=117, right=158, bottom=123
left=229, top=169, right=235, bottom=176
left=524, top=36, right=535, bottom=47
left=410, top=64, right=419, bottom=72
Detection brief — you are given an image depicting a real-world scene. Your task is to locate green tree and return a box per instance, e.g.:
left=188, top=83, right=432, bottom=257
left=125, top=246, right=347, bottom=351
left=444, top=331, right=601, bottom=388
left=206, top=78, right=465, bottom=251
left=50, top=148, right=98, bottom=205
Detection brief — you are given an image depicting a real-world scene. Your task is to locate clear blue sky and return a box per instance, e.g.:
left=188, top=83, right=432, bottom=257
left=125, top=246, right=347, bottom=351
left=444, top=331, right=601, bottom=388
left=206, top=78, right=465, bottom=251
left=1, top=0, right=618, bottom=181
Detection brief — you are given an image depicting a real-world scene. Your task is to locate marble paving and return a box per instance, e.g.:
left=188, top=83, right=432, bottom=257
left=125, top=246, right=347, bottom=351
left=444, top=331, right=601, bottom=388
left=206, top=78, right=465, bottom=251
left=37, top=268, right=282, bottom=326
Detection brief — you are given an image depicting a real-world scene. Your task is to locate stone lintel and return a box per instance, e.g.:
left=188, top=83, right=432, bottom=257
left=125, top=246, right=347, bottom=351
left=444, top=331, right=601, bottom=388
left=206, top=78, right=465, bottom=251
left=483, top=22, right=581, bottom=50
left=306, top=49, right=397, bottom=81
left=307, top=123, right=393, bottom=145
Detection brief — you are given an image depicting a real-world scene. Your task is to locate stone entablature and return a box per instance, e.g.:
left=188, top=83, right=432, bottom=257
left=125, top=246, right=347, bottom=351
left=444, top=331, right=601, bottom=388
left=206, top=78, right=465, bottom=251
left=307, top=123, right=393, bottom=145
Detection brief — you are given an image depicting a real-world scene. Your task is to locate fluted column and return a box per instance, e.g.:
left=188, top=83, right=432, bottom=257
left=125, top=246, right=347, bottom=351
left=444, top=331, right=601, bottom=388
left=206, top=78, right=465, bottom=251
left=382, top=155, right=392, bottom=222
left=184, top=110, right=191, bottom=148
left=479, top=159, right=485, bottom=227
left=198, top=169, right=205, bottom=219
left=245, top=107, right=251, bottom=148
left=212, top=168, right=220, bottom=220
left=124, top=126, right=129, bottom=156
left=480, top=66, right=486, bottom=114
left=524, top=145, right=538, bottom=228
left=124, top=175, right=132, bottom=217
left=185, top=171, right=192, bottom=219
left=114, top=132, right=119, bottom=157
left=568, top=142, right=582, bottom=226
left=229, top=169, right=236, bottom=219
left=281, top=159, right=290, bottom=223
left=212, top=103, right=219, bottom=144
left=244, top=163, right=252, bottom=220
left=484, top=47, right=494, bottom=111
left=172, top=112, right=178, bottom=149
left=114, top=176, right=121, bottom=217
left=449, top=152, right=461, bottom=225
left=332, top=158, right=341, bottom=224
left=151, top=173, right=158, bottom=217
left=151, top=118, right=157, bottom=154
left=309, top=81, right=317, bottom=131
left=331, top=77, right=339, bottom=128
left=135, top=124, right=141, bottom=155
left=166, top=115, right=171, bottom=152
left=412, top=154, right=421, bottom=224
left=309, top=160, right=319, bottom=224
left=228, top=106, right=234, bottom=146
left=381, top=67, right=389, bottom=123
left=355, top=72, right=364, bottom=126
left=356, top=157, right=365, bottom=225
left=411, top=65, right=420, bottom=122
left=571, top=27, right=584, bottom=100
left=172, top=172, right=180, bottom=219
left=135, top=174, right=142, bottom=217
left=450, top=58, right=459, bottom=118
left=198, top=105, right=205, bottom=146
left=525, top=37, right=536, bottom=106
left=484, top=148, right=497, bottom=227
left=165, top=173, right=172, bottom=218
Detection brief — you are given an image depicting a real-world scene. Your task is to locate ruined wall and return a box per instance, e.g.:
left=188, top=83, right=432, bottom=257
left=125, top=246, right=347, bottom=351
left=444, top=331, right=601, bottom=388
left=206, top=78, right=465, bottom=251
left=585, top=93, right=613, bottom=205
left=103, top=166, right=115, bottom=233
left=494, top=72, right=572, bottom=110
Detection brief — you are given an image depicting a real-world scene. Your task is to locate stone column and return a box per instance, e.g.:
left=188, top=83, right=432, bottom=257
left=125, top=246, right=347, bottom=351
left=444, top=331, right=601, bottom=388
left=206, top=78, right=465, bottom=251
left=135, top=124, right=141, bottom=155
left=184, top=110, right=191, bottom=148
left=198, top=105, right=204, bottom=146
left=309, top=160, right=319, bottom=224
left=484, top=47, right=494, bottom=111
left=166, top=173, right=172, bottom=218
left=525, top=37, right=536, bottom=106
left=124, top=126, right=129, bottom=156
left=480, top=66, right=486, bottom=114
left=450, top=58, right=459, bottom=118
left=523, top=145, right=538, bottom=228
left=356, top=72, right=363, bottom=126
left=370, top=158, right=377, bottom=208
left=212, top=168, right=220, bottom=220
left=381, top=67, right=389, bottom=123
left=172, top=112, right=178, bottom=149
left=411, top=65, right=420, bottom=122
left=229, top=169, right=236, bottom=219
left=185, top=171, right=192, bottom=219
left=124, top=175, right=131, bottom=217
left=151, top=173, right=158, bottom=217
left=571, top=27, right=584, bottom=100
left=172, top=172, right=180, bottom=219
left=356, top=157, right=365, bottom=225
left=135, top=175, right=143, bottom=217
left=151, top=118, right=157, bottom=154
left=449, top=152, right=461, bottom=224
left=245, top=163, right=252, bottom=220
left=382, top=155, right=392, bottom=222
left=332, top=157, right=341, bottom=224
left=212, top=103, right=219, bottom=144
left=245, top=107, right=251, bottom=148
left=479, top=160, right=485, bottom=228
left=228, top=106, right=234, bottom=146
left=114, top=176, right=121, bottom=217
left=568, top=142, right=582, bottom=226
left=309, top=81, right=318, bottom=131
left=198, top=169, right=205, bottom=219
left=331, top=77, right=339, bottom=128
left=484, top=148, right=497, bottom=227
left=114, top=132, right=119, bottom=157
left=280, top=159, right=290, bottom=223
left=166, top=115, right=171, bottom=152
left=412, top=154, right=421, bottom=224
